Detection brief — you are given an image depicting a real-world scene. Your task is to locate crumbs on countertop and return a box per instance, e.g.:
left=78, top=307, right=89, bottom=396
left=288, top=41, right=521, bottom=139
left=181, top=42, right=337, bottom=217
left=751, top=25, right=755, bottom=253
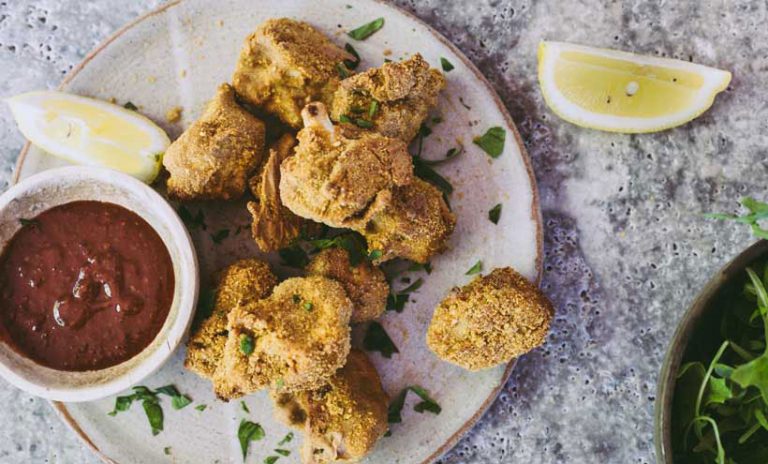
left=166, top=106, right=183, bottom=123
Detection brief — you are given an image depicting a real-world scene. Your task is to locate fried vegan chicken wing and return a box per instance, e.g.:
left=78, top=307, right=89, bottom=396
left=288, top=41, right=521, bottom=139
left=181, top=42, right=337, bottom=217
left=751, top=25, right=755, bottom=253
left=247, top=134, right=322, bottom=252
left=233, top=18, right=352, bottom=128
left=427, top=267, right=553, bottom=371
left=163, top=84, right=266, bottom=200
left=213, top=276, right=352, bottom=400
left=184, top=259, right=277, bottom=379
left=272, top=350, right=389, bottom=464
left=331, top=54, right=445, bottom=142
left=280, top=103, right=413, bottom=229
left=361, top=178, right=456, bottom=264
left=307, top=248, right=389, bottom=323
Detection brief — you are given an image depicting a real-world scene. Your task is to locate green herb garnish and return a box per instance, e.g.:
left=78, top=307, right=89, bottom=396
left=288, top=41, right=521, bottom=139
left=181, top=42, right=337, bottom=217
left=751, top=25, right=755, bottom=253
left=164, top=447, right=171, bottom=455
left=368, top=100, right=379, bottom=118
left=412, top=158, right=453, bottom=195
left=388, top=385, right=441, bottom=424
left=303, top=301, right=314, bottom=312
left=368, top=249, right=383, bottom=261
left=336, top=62, right=351, bottom=79
left=348, top=17, right=384, bottom=40
left=708, top=197, right=768, bottom=239
left=241, top=401, right=250, bottom=414
left=473, top=126, right=506, bottom=158
left=344, top=43, right=361, bottom=70
left=309, top=233, right=367, bottom=266
left=363, top=321, right=399, bottom=358
left=278, top=432, right=294, bottom=446
left=142, top=400, right=164, bottom=436
left=19, top=218, right=39, bottom=227
left=211, top=229, right=229, bottom=244
left=237, top=419, right=265, bottom=460
left=239, top=334, right=255, bottom=356
left=123, top=101, right=138, bottom=111
left=107, top=384, right=192, bottom=434
left=292, top=294, right=301, bottom=304
left=264, top=457, right=279, bottom=464
left=195, top=404, right=207, bottom=412
left=466, top=260, right=483, bottom=275
left=278, top=244, right=309, bottom=268
left=440, top=57, right=454, bottom=72
left=275, top=449, right=290, bottom=456
left=177, top=205, right=206, bottom=230
left=489, top=204, right=502, bottom=224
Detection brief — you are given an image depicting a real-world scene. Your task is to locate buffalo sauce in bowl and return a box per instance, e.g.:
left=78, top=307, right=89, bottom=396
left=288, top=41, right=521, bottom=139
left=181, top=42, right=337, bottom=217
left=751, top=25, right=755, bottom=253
left=0, top=201, right=175, bottom=371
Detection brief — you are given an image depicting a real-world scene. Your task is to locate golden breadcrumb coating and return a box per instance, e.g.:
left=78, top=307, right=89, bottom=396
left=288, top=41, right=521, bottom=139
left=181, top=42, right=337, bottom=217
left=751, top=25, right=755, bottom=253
left=280, top=103, right=413, bottom=229
left=247, top=134, right=322, bottom=252
left=184, top=259, right=277, bottom=379
left=331, top=54, right=445, bottom=142
left=307, top=248, right=389, bottom=323
left=163, top=83, right=265, bottom=200
left=362, top=178, right=455, bottom=264
left=213, top=276, right=352, bottom=400
left=271, top=350, right=389, bottom=464
left=426, top=267, right=553, bottom=371
left=233, top=18, right=352, bottom=128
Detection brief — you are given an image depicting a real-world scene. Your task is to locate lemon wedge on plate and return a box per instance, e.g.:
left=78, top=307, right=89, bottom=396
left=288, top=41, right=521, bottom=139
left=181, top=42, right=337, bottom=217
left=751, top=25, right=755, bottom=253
left=7, top=91, right=170, bottom=183
left=538, top=41, right=732, bottom=133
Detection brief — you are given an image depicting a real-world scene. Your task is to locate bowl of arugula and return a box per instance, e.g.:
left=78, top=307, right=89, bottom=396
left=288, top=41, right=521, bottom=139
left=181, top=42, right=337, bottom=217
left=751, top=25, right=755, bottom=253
left=656, top=197, right=768, bottom=464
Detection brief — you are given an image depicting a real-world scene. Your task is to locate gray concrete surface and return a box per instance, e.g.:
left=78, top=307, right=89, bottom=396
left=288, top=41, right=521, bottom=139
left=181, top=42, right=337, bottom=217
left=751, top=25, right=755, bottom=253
left=1, top=0, right=766, bottom=463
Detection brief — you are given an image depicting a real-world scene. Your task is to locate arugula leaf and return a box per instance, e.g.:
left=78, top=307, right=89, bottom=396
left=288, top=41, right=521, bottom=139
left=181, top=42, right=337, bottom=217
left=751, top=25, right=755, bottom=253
left=348, top=17, right=384, bottom=40
left=466, top=260, right=483, bottom=275
left=344, top=43, right=361, bottom=69
left=473, top=126, right=506, bottom=158
left=489, top=204, right=502, bottom=224
left=237, top=419, right=265, bottom=460
left=440, top=57, right=454, bottom=72
left=364, top=321, right=399, bottom=358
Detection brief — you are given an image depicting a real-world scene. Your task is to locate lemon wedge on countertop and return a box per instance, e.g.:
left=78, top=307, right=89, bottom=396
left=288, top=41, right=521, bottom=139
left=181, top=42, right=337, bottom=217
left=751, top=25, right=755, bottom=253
left=6, top=91, right=170, bottom=183
left=537, top=41, right=732, bottom=133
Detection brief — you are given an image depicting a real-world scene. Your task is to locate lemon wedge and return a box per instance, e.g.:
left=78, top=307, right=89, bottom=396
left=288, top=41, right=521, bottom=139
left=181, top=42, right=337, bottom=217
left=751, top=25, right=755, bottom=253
left=538, top=41, right=732, bottom=133
left=7, top=91, right=170, bottom=183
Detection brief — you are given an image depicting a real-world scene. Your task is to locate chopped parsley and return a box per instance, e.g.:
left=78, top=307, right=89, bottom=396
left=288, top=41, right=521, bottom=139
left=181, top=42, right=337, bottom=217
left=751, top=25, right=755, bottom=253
left=363, top=321, right=399, bottom=358
left=123, top=101, right=138, bottom=111
left=164, top=447, right=172, bottom=455
left=309, top=233, right=367, bottom=266
left=211, top=228, right=229, bottom=244
left=264, top=457, right=279, bottom=464
left=237, top=419, right=265, bottom=460
left=18, top=218, right=39, bottom=227
left=107, top=384, right=193, bottom=435
left=278, top=432, right=294, bottom=446
left=278, top=244, right=309, bottom=268
left=473, top=126, right=506, bottom=158
left=413, top=158, right=453, bottom=195
left=195, top=404, right=207, bottom=412
left=368, top=249, right=383, bottom=261
left=344, top=43, right=361, bottom=69
left=177, top=205, right=206, bottom=230
left=336, top=62, right=351, bottom=79
left=240, top=401, right=250, bottom=414
left=303, top=301, right=314, bottom=312
left=369, top=99, right=379, bottom=118
left=387, top=278, right=423, bottom=313
left=489, top=204, right=502, bottom=224
left=466, top=260, right=483, bottom=275
left=440, top=57, right=454, bottom=72
left=388, top=385, right=441, bottom=424
left=275, top=449, right=290, bottom=456
left=348, top=17, right=384, bottom=40
left=275, top=378, right=285, bottom=389
left=292, top=294, right=302, bottom=304
left=239, top=334, right=255, bottom=356
left=339, top=113, right=374, bottom=128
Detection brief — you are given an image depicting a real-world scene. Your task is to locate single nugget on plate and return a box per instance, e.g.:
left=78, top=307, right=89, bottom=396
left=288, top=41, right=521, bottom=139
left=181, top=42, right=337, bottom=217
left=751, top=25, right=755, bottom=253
left=233, top=18, right=353, bottom=128
left=247, top=133, right=322, bottom=252
left=331, top=54, right=445, bottom=142
left=213, top=276, right=352, bottom=400
left=163, top=83, right=266, bottom=200
left=361, top=177, right=455, bottom=264
left=427, top=267, right=553, bottom=371
left=271, top=350, right=389, bottom=464
left=307, top=248, right=389, bottom=323
left=280, top=102, right=413, bottom=229
left=184, top=258, right=277, bottom=380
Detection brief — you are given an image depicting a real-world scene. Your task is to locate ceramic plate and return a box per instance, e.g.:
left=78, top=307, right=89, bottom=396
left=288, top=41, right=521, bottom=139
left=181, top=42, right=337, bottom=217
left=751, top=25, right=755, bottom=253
left=14, top=0, right=542, bottom=462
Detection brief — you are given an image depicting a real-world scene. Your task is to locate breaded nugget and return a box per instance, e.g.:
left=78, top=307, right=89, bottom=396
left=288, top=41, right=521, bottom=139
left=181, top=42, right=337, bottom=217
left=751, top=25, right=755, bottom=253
left=163, top=84, right=266, bottom=200
left=427, top=267, right=553, bottom=371
left=331, top=54, right=445, bottom=142
left=184, top=259, right=277, bottom=379
left=233, top=18, right=352, bottom=128
left=280, top=103, right=413, bottom=229
left=361, top=178, right=455, bottom=264
left=307, top=248, right=389, bottom=323
left=271, top=350, right=389, bottom=464
left=247, top=134, right=322, bottom=251
left=213, top=276, right=352, bottom=400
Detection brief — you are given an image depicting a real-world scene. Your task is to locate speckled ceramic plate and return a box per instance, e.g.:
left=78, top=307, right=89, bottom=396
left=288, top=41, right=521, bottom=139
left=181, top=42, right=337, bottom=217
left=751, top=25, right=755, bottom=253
left=13, top=0, right=542, bottom=462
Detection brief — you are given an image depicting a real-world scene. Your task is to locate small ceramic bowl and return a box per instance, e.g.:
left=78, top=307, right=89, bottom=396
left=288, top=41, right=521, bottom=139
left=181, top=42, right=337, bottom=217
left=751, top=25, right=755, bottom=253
left=0, top=166, right=198, bottom=402
left=655, top=239, right=768, bottom=463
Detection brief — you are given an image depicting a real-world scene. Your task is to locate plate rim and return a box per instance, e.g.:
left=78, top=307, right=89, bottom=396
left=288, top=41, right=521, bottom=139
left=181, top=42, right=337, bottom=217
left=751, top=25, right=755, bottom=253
left=13, top=0, right=544, bottom=462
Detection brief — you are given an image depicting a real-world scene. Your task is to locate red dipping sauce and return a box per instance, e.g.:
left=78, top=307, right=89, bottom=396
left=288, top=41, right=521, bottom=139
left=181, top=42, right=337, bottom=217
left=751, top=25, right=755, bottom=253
left=0, top=201, right=175, bottom=371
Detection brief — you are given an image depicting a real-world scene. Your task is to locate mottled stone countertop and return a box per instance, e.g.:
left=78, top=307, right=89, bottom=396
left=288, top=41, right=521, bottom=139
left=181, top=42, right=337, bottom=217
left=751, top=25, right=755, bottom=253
left=1, top=0, right=767, bottom=463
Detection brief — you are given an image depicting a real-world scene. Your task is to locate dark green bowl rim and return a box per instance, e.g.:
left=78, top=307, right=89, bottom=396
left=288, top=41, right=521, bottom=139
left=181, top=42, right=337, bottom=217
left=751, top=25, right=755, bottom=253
left=654, top=239, right=768, bottom=463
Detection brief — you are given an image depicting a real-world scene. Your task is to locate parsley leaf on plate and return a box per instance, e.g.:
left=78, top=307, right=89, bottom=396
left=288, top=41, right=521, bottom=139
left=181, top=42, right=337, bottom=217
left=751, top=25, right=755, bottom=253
left=348, top=17, right=384, bottom=40
left=489, top=203, right=502, bottom=224
left=364, top=321, right=399, bottom=358
left=440, top=57, right=454, bottom=72
left=237, top=419, right=265, bottom=460
left=473, top=126, right=506, bottom=158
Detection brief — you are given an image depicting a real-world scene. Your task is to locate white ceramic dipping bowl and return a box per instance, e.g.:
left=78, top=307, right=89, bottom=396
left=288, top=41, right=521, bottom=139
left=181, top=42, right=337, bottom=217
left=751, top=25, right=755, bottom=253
left=0, top=166, right=198, bottom=402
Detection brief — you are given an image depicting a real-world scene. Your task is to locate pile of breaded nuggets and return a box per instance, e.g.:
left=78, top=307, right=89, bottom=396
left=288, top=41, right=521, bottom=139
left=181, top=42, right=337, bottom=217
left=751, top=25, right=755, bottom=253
left=166, top=18, right=554, bottom=464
